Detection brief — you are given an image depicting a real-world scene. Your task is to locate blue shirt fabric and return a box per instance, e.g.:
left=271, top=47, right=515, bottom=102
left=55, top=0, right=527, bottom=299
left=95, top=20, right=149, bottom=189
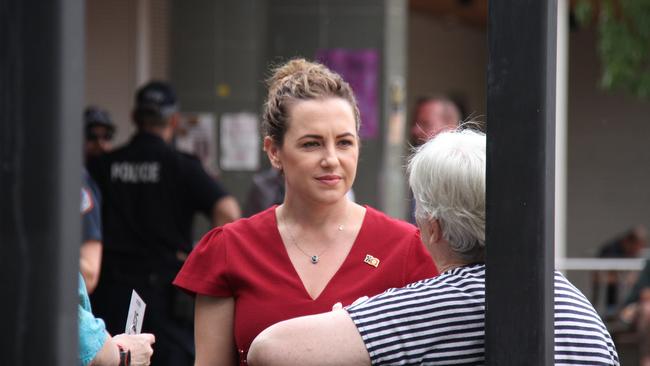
left=78, top=273, right=108, bottom=366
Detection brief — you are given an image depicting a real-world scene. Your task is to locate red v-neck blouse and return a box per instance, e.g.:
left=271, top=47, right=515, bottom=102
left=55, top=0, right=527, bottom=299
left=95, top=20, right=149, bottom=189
left=173, top=205, right=438, bottom=364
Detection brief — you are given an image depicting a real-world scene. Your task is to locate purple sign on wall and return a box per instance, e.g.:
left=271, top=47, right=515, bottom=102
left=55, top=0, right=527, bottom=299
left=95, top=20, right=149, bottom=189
left=315, top=49, right=379, bottom=140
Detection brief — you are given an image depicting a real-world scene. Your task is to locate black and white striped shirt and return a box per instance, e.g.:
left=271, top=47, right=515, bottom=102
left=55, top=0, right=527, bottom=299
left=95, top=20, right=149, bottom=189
left=347, top=264, right=619, bottom=365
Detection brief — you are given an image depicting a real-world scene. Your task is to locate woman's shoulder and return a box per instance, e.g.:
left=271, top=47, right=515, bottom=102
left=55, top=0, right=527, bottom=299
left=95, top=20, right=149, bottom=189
left=191, top=206, right=278, bottom=256
left=223, top=205, right=277, bottom=233
left=212, top=206, right=279, bottom=251
left=362, top=205, right=418, bottom=234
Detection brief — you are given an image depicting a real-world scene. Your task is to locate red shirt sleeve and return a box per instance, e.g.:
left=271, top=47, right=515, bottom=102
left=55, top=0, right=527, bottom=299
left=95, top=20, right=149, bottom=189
left=173, top=227, right=233, bottom=297
left=402, top=230, right=439, bottom=285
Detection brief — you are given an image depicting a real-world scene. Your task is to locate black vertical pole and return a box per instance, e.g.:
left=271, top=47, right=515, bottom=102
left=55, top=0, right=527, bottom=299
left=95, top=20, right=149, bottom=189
left=0, top=0, right=84, bottom=364
left=485, top=1, right=556, bottom=365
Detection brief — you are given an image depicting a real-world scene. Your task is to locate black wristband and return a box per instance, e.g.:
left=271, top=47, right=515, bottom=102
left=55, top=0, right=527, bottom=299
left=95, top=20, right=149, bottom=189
left=117, top=344, right=131, bottom=366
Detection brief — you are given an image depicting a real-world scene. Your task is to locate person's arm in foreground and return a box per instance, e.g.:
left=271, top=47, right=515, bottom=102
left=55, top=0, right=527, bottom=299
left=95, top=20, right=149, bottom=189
left=80, top=240, right=102, bottom=293
left=195, top=295, right=237, bottom=366
left=90, top=333, right=155, bottom=366
left=247, top=309, right=370, bottom=366
left=212, top=196, right=241, bottom=227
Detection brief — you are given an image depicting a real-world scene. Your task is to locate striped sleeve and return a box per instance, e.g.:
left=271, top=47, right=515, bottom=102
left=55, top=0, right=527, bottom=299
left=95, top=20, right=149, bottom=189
left=346, top=265, right=619, bottom=366
left=553, top=271, right=620, bottom=366
left=347, top=265, right=486, bottom=365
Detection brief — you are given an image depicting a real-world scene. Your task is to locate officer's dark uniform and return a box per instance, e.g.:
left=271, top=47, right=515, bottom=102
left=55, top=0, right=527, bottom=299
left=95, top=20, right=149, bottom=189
left=88, top=82, right=228, bottom=366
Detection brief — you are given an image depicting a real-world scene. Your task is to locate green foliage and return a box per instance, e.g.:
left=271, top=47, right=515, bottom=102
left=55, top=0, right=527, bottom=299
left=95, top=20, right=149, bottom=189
left=574, top=0, right=593, bottom=25
left=576, top=0, right=650, bottom=99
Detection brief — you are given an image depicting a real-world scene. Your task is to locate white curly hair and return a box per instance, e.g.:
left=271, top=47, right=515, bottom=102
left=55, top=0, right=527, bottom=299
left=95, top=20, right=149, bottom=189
left=408, top=129, right=486, bottom=263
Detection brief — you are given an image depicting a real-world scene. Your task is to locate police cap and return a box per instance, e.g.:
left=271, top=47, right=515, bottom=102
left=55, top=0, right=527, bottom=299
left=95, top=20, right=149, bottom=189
left=84, top=106, right=115, bottom=135
left=135, top=81, right=178, bottom=117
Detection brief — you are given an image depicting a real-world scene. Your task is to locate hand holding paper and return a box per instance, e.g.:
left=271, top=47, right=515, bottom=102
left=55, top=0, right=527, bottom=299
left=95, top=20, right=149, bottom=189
left=125, top=290, right=146, bottom=335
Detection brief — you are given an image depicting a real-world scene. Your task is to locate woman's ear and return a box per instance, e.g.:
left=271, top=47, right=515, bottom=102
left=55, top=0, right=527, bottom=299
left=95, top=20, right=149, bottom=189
left=264, top=136, right=282, bottom=170
left=417, top=216, right=440, bottom=247
left=429, top=219, right=443, bottom=244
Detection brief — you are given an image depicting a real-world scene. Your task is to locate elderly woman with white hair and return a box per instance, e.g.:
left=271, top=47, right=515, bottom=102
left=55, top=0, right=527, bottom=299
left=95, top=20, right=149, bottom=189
left=247, top=129, right=620, bottom=366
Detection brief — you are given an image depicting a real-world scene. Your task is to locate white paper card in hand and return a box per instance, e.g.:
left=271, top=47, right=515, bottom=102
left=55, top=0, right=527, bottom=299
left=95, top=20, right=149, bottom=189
left=125, top=290, right=146, bottom=334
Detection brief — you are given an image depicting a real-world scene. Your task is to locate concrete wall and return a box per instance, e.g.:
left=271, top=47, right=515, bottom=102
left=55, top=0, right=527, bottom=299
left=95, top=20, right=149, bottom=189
left=85, top=0, right=137, bottom=144
left=566, top=27, right=650, bottom=257
left=407, top=11, right=487, bottom=124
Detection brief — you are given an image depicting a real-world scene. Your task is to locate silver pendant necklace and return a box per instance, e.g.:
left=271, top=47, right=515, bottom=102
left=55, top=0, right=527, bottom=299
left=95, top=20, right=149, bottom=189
left=280, top=211, right=345, bottom=264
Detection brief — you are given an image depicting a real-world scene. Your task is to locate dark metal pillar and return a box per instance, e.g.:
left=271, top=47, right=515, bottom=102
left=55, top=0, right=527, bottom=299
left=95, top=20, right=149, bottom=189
left=485, top=1, right=557, bottom=365
left=0, top=0, right=84, bottom=364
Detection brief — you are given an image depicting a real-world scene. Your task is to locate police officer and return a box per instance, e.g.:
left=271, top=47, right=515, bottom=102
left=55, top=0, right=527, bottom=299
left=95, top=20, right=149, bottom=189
left=88, top=81, right=240, bottom=366
left=84, top=105, right=116, bottom=163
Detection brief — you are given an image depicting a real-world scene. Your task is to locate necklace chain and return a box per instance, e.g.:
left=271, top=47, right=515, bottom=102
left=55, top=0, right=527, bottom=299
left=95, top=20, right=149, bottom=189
left=280, top=209, right=346, bottom=264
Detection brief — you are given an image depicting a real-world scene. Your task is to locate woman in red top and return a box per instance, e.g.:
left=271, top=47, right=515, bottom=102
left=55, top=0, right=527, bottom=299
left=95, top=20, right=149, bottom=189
left=173, top=58, right=438, bottom=365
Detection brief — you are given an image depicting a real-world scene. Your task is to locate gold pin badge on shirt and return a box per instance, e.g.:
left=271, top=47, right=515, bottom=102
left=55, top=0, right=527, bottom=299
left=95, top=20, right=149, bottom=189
left=364, top=254, right=380, bottom=268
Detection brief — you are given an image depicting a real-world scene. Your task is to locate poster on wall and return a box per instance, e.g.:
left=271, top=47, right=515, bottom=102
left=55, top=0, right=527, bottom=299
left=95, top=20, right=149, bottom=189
left=315, top=48, right=379, bottom=140
left=175, top=113, right=219, bottom=176
left=219, top=112, right=260, bottom=171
